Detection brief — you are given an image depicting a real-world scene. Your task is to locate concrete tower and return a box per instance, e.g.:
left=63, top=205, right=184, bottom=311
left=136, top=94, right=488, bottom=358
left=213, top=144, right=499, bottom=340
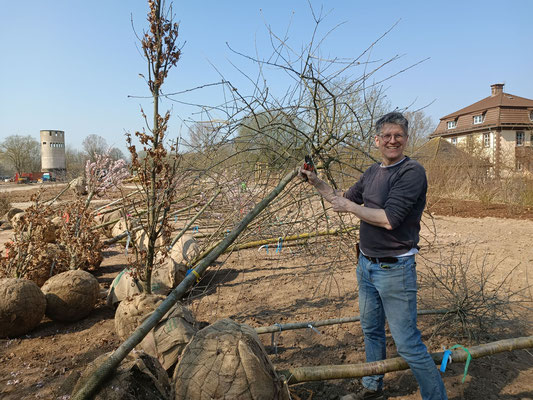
left=40, top=130, right=66, bottom=178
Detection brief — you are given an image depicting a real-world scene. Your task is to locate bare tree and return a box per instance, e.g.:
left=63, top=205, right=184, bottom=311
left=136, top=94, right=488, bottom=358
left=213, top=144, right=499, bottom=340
left=82, top=134, right=108, bottom=162
left=187, top=121, right=222, bottom=151
left=404, top=110, right=435, bottom=155
left=0, top=135, right=40, bottom=174
left=108, top=147, right=127, bottom=162
left=65, top=145, right=88, bottom=179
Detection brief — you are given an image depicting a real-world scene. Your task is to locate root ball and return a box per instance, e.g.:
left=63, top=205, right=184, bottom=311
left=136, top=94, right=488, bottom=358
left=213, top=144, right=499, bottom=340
left=0, top=278, right=46, bottom=337
left=41, top=270, right=99, bottom=322
left=72, top=350, right=171, bottom=400
left=172, top=318, right=289, bottom=400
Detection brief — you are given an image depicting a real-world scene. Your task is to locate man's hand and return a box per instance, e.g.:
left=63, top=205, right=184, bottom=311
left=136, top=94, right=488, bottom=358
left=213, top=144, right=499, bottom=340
left=299, top=166, right=319, bottom=185
left=331, top=195, right=355, bottom=213
left=332, top=196, right=393, bottom=230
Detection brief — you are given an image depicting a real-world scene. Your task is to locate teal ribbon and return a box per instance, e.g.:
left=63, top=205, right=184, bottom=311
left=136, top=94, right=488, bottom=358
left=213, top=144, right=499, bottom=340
left=449, top=344, right=472, bottom=383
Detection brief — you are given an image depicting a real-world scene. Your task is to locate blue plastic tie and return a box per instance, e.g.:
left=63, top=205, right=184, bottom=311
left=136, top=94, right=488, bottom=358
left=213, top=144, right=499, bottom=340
left=276, top=237, right=283, bottom=253
left=440, top=350, right=453, bottom=372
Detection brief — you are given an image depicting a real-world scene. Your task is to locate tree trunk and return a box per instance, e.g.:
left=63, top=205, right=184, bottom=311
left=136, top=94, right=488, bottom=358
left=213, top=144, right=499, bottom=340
left=278, top=335, right=533, bottom=385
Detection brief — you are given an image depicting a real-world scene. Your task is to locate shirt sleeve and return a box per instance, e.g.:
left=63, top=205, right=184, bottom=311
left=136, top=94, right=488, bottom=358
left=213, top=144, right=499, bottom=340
left=344, top=172, right=365, bottom=205
left=384, top=163, right=427, bottom=229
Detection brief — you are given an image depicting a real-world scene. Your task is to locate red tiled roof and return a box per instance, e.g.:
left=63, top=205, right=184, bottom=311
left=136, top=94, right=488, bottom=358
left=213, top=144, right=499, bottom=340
left=441, top=92, right=533, bottom=120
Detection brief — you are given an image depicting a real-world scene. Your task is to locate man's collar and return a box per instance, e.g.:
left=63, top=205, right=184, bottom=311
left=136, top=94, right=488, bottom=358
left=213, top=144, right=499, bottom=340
left=380, top=156, right=408, bottom=168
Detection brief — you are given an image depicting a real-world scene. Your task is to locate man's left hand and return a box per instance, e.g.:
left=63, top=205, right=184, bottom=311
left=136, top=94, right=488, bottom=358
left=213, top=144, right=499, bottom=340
left=331, top=196, right=354, bottom=213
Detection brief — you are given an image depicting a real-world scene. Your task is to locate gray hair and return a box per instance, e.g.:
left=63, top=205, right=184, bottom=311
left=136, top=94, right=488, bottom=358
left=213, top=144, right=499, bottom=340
left=375, top=112, right=409, bottom=136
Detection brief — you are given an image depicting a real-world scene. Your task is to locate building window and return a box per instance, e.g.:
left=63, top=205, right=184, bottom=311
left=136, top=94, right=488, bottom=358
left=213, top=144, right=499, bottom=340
left=483, top=133, right=490, bottom=147
left=473, top=115, right=484, bottom=124
left=42, top=142, right=46, bottom=145
left=447, top=121, right=457, bottom=129
left=516, top=160, right=523, bottom=171
left=516, top=131, right=524, bottom=146
left=451, top=137, right=457, bottom=145
left=530, top=111, right=533, bottom=121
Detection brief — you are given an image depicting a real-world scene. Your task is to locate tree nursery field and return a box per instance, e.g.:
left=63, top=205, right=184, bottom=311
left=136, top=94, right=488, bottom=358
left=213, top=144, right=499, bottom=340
left=0, top=182, right=532, bottom=400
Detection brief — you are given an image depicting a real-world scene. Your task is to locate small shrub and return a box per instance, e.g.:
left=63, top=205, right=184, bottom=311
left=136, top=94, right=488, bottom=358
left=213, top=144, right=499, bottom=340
left=0, top=194, right=65, bottom=283
left=417, top=246, right=530, bottom=342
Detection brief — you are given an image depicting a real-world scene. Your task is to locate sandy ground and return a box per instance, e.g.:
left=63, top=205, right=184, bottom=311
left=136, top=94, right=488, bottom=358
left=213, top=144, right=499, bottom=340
left=0, top=199, right=532, bottom=399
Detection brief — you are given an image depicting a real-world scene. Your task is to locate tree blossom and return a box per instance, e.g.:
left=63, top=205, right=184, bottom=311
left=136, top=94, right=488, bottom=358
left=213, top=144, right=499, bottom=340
left=85, top=152, right=130, bottom=197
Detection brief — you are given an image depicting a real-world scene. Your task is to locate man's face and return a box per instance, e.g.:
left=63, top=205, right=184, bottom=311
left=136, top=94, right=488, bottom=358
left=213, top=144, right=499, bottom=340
left=374, top=123, right=408, bottom=166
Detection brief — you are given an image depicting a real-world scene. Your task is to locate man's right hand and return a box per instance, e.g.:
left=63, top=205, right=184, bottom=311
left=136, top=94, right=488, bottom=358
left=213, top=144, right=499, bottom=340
left=299, top=166, right=318, bottom=185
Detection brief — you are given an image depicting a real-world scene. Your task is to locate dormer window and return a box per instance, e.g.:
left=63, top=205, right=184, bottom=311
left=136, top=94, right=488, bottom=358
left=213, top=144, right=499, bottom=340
left=447, top=121, right=457, bottom=129
left=473, top=115, right=484, bottom=124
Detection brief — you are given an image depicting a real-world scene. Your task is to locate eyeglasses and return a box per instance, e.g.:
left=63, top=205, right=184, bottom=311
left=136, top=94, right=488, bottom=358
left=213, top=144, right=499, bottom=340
left=378, top=134, right=406, bottom=142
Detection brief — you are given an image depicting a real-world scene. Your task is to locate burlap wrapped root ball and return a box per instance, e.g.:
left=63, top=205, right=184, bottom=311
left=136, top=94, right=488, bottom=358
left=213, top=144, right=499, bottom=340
left=10, top=211, right=25, bottom=230
left=106, top=268, right=143, bottom=307
left=70, top=176, right=88, bottom=196
left=72, top=350, right=171, bottom=400
left=94, top=209, right=121, bottom=238
left=173, top=319, right=289, bottom=400
left=151, top=234, right=200, bottom=294
left=111, top=219, right=164, bottom=251
left=115, top=293, right=197, bottom=370
left=0, top=207, right=23, bottom=229
left=41, top=270, right=100, bottom=322
left=0, top=278, right=46, bottom=337
left=107, top=234, right=199, bottom=306
left=111, top=217, right=128, bottom=239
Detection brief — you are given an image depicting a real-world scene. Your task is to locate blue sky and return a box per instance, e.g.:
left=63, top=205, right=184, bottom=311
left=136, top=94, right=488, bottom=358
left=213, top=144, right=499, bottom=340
left=1, top=0, right=531, bottom=153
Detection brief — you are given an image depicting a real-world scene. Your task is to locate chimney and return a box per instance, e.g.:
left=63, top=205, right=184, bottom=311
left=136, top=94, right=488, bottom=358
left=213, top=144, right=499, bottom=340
left=491, top=83, right=504, bottom=96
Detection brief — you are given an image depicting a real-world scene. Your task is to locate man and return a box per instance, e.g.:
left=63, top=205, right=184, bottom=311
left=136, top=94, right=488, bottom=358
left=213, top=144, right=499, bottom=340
left=300, top=112, right=447, bottom=400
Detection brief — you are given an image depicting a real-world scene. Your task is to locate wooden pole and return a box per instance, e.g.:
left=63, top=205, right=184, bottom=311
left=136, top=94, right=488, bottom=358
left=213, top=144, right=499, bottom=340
left=255, top=309, right=450, bottom=334
left=278, top=335, right=533, bottom=384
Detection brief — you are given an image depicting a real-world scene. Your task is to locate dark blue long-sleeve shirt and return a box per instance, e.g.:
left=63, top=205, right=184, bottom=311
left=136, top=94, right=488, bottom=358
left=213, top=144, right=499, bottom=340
left=344, top=157, right=427, bottom=257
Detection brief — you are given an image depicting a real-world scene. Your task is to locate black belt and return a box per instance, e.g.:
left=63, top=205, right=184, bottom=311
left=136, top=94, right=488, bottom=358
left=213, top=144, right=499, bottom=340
left=362, top=254, right=398, bottom=264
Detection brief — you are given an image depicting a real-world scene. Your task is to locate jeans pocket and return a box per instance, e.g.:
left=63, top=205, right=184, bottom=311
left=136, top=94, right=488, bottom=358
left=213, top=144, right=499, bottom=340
left=378, top=262, right=403, bottom=270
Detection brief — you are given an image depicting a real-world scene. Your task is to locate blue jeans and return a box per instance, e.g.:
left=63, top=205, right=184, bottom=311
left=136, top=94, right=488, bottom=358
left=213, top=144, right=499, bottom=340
left=357, top=254, right=447, bottom=400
